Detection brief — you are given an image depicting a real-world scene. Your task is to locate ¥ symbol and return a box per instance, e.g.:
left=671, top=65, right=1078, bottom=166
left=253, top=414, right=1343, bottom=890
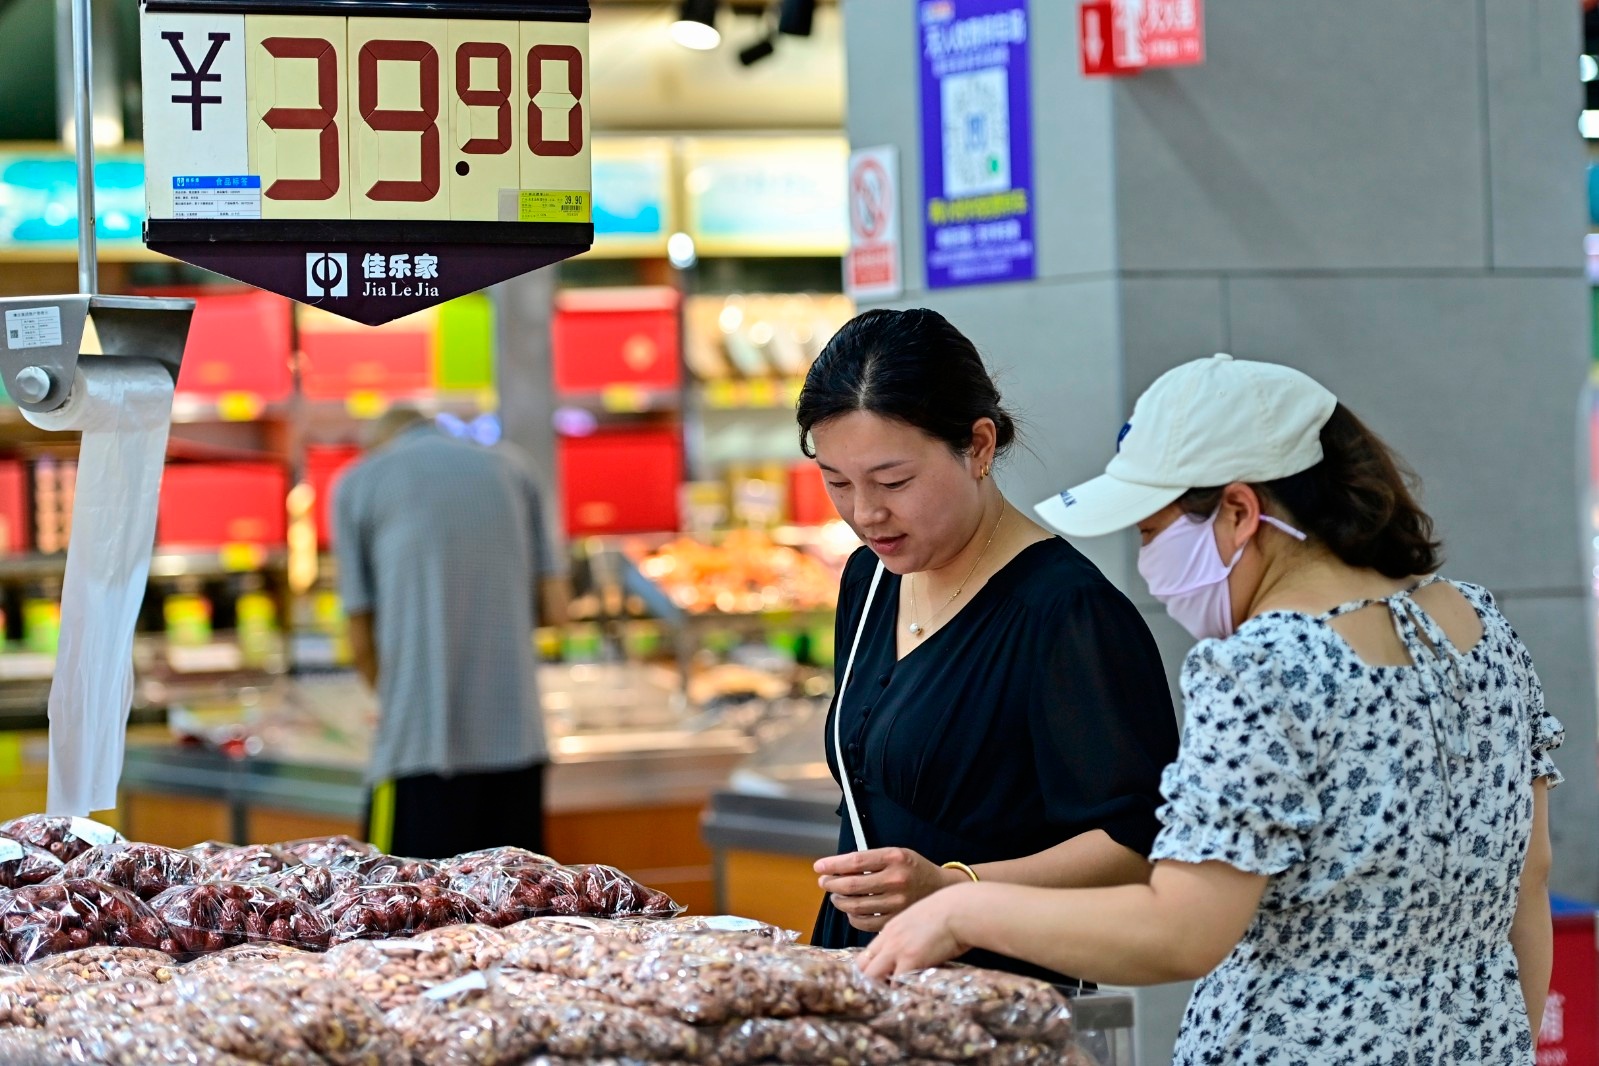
left=163, top=31, right=230, bottom=132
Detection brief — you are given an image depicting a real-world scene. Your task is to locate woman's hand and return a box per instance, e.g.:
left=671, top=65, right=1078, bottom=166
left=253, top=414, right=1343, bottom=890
left=815, top=847, right=964, bottom=932
left=856, top=881, right=988, bottom=979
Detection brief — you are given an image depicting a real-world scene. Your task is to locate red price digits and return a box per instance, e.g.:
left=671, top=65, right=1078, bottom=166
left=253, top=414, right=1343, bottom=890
left=359, top=40, right=441, bottom=201
left=456, top=42, right=512, bottom=155
left=262, top=37, right=340, bottom=200
left=527, top=44, right=584, bottom=157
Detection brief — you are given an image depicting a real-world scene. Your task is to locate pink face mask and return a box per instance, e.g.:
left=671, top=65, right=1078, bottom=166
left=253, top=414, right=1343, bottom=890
left=1138, top=510, right=1307, bottom=641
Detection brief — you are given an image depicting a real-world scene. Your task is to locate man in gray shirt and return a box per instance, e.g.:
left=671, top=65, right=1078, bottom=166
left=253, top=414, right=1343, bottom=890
left=333, top=407, right=565, bottom=858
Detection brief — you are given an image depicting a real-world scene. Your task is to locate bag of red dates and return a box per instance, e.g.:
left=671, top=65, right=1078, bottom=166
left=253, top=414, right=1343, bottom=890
left=62, top=843, right=210, bottom=901
left=147, top=881, right=332, bottom=961
left=439, top=846, right=558, bottom=876
left=254, top=863, right=362, bottom=907
left=349, top=854, right=443, bottom=886
left=445, top=863, right=577, bottom=927
left=0, top=839, right=63, bottom=889
left=0, top=879, right=172, bottom=964
left=179, top=841, right=236, bottom=862
left=322, top=883, right=484, bottom=944
left=554, top=865, right=681, bottom=919
left=0, top=816, right=122, bottom=863
left=206, top=844, right=301, bottom=881
left=276, top=835, right=380, bottom=870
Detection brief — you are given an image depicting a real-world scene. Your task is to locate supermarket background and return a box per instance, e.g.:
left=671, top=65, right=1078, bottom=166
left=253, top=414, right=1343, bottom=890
left=0, top=0, right=1596, bottom=1061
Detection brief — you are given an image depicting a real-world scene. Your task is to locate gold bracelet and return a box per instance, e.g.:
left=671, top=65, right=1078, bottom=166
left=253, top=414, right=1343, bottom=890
left=941, top=860, right=980, bottom=883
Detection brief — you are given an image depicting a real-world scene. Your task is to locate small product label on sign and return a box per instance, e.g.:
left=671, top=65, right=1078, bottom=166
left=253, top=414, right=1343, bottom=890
left=3, top=307, right=63, bottom=351
left=173, top=176, right=262, bottom=220
left=68, top=817, right=119, bottom=848
left=518, top=190, right=591, bottom=223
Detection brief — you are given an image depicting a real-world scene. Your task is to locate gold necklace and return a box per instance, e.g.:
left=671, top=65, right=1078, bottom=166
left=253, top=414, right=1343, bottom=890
left=907, top=507, right=1005, bottom=637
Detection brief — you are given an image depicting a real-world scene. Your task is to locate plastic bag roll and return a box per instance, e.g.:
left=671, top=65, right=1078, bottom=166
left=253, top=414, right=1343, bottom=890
left=23, top=358, right=174, bottom=815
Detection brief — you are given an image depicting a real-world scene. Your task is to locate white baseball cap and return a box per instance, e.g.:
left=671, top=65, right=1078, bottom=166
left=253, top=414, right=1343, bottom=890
left=1034, top=354, right=1339, bottom=538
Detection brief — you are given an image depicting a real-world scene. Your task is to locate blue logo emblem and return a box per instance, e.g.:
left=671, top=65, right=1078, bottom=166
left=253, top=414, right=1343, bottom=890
left=1116, top=421, right=1132, bottom=452
left=1059, top=490, right=1076, bottom=507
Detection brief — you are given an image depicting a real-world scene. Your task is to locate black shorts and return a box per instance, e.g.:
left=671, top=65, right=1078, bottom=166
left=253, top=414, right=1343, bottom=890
left=365, top=761, right=546, bottom=860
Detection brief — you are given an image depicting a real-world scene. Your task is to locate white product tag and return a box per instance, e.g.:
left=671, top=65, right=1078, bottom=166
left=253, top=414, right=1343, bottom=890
left=68, top=817, right=119, bottom=848
left=0, top=839, right=22, bottom=863
left=423, top=971, right=489, bottom=1001
left=703, top=916, right=764, bottom=932
left=3, top=307, right=63, bottom=350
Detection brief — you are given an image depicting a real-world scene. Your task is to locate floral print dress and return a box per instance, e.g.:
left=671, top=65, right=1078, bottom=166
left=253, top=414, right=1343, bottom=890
left=1152, top=579, right=1564, bottom=1066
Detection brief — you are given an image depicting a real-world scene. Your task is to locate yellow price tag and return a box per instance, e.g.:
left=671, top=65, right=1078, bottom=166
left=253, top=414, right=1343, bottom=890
left=519, top=190, right=591, bottom=223
left=220, top=543, right=267, bottom=572
left=217, top=392, right=265, bottom=422
left=705, top=381, right=741, bottom=410
left=747, top=379, right=778, bottom=408
left=345, top=392, right=389, bottom=420
left=601, top=385, right=648, bottom=413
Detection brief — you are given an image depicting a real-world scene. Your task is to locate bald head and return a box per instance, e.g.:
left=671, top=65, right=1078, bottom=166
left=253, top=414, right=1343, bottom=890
left=363, top=406, right=429, bottom=451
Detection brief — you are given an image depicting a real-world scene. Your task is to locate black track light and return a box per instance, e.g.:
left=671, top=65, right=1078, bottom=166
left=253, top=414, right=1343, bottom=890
left=671, top=0, right=721, bottom=51
left=739, top=33, right=777, bottom=66
left=777, top=0, right=815, bottom=37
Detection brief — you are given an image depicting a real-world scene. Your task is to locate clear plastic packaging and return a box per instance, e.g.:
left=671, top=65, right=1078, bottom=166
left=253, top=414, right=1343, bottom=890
left=147, top=881, right=332, bottom=960
left=0, top=879, right=173, bottom=964
left=383, top=974, right=557, bottom=1066
left=494, top=968, right=704, bottom=1060
left=276, top=835, right=380, bottom=870
left=626, top=913, right=799, bottom=944
left=499, top=915, right=633, bottom=945
left=351, top=854, right=444, bottom=886
left=0, top=1026, right=72, bottom=1064
left=892, top=967, right=1074, bottom=1046
left=0, top=816, right=123, bottom=863
left=447, top=863, right=577, bottom=927
left=871, top=986, right=998, bottom=1060
left=254, top=862, right=361, bottom=906
left=178, top=941, right=309, bottom=974
left=30, top=946, right=178, bottom=985
left=553, top=864, right=682, bottom=918
left=180, top=841, right=237, bottom=862
left=411, top=923, right=509, bottom=969
left=324, top=937, right=484, bottom=1013
left=0, top=971, right=71, bottom=1028
left=61, top=843, right=209, bottom=901
left=438, top=846, right=557, bottom=876
left=0, top=839, right=64, bottom=889
left=206, top=844, right=301, bottom=881
left=709, top=1015, right=901, bottom=1065
left=323, top=884, right=485, bottom=944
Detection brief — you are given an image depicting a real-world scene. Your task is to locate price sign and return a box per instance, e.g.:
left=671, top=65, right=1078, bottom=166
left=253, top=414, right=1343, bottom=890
left=140, top=0, right=592, bottom=325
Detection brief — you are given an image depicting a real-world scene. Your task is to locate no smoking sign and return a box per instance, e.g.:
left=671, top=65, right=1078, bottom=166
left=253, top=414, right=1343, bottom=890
left=845, top=146, right=902, bottom=301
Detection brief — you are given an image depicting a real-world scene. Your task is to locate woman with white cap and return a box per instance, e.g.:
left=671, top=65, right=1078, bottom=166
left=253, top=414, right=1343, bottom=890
left=859, top=354, right=1562, bottom=1063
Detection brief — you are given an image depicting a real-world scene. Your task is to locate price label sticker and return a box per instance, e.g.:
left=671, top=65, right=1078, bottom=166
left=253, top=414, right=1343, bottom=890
left=0, top=839, right=22, bottom=863
left=68, top=817, right=120, bottom=848
left=517, top=190, right=591, bottom=223
left=220, top=543, right=267, bottom=572
left=217, top=392, right=265, bottom=421
left=703, top=915, right=765, bottom=932
left=345, top=391, right=389, bottom=420
left=600, top=385, right=647, bottom=413
left=423, top=971, right=489, bottom=1001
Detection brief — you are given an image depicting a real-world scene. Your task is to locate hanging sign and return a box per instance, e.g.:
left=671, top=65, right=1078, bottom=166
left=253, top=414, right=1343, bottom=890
left=139, top=0, right=592, bottom=326
left=845, top=145, right=902, bottom=301
left=1080, top=0, right=1204, bottom=77
left=918, top=0, right=1036, bottom=290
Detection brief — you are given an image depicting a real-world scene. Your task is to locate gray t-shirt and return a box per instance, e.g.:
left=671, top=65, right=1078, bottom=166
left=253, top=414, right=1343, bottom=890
left=332, top=425, right=555, bottom=782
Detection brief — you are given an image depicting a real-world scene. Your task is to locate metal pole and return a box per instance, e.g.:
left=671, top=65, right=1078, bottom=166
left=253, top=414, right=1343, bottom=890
left=70, top=0, right=97, bottom=295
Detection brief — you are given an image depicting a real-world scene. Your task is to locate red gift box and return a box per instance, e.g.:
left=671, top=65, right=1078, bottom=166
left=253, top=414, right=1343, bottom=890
left=306, top=445, right=363, bottom=547
left=1541, top=900, right=1599, bottom=1066
left=552, top=287, right=681, bottom=395
left=300, top=312, right=433, bottom=399
left=138, top=287, right=293, bottom=402
left=559, top=429, right=681, bottom=536
left=788, top=462, right=838, bottom=526
left=158, top=463, right=288, bottom=548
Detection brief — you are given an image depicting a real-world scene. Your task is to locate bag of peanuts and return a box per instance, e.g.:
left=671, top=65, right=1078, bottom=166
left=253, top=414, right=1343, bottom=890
left=275, top=835, right=380, bottom=870
left=0, top=839, right=63, bottom=890
left=146, top=881, right=332, bottom=960
left=890, top=966, right=1076, bottom=1047
left=322, top=883, right=485, bottom=944
left=0, top=879, right=173, bottom=964
left=30, top=945, right=178, bottom=985
left=707, top=1015, right=902, bottom=1065
left=624, top=913, right=800, bottom=945
left=62, top=843, right=210, bottom=901
left=0, top=816, right=122, bottom=863
left=206, top=843, right=301, bottom=881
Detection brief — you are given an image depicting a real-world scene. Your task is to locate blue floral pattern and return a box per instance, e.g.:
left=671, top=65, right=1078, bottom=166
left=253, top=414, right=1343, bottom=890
left=1153, top=581, right=1563, bottom=1065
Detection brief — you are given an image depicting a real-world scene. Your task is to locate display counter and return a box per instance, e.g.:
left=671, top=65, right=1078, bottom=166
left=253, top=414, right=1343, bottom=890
left=117, top=667, right=764, bottom=915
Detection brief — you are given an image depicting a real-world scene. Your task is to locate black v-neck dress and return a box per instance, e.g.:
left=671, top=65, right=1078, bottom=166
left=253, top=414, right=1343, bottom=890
left=813, top=539, right=1179, bottom=983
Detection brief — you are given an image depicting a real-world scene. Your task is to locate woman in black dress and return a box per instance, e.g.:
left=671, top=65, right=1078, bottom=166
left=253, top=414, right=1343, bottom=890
left=801, top=308, right=1178, bottom=981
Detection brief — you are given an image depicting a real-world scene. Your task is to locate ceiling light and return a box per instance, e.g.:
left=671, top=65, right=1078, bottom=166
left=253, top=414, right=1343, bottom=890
left=1583, top=54, right=1598, bottom=82
left=671, top=0, right=721, bottom=51
left=778, top=0, right=816, bottom=37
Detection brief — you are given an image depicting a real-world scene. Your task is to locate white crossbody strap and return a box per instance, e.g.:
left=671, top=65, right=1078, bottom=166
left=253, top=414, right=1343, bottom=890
left=834, top=561, right=885, bottom=853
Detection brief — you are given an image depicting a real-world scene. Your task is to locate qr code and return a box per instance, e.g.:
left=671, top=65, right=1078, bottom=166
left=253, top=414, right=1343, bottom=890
left=6, top=330, right=16, bottom=341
